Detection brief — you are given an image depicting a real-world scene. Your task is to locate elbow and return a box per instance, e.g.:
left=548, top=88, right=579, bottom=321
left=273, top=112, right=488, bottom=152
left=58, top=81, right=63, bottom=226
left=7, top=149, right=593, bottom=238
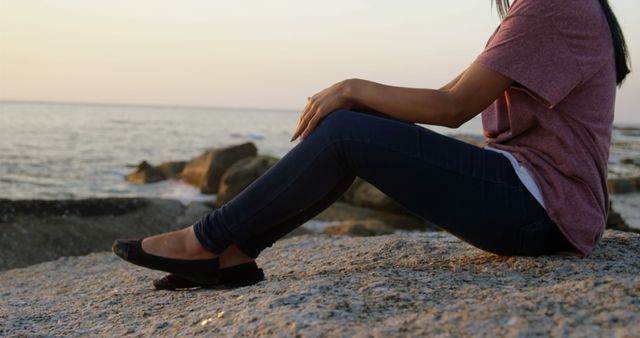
left=441, top=90, right=482, bottom=129
left=441, top=92, right=466, bottom=129
left=445, top=115, right=464, bottom=129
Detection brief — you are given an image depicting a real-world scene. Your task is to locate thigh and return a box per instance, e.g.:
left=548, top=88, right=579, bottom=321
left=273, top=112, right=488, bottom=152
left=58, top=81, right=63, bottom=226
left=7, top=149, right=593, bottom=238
left=319, top=109, right=535, bottom=255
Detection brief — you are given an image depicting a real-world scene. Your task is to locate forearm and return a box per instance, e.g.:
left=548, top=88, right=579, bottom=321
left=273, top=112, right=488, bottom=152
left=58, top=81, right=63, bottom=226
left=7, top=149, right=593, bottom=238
left=343, top=78, right=461, bottom=128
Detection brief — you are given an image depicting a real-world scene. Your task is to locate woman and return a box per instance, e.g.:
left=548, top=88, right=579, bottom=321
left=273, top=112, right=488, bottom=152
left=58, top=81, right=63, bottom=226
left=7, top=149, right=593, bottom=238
left=113, top=0, right=631, bottom=290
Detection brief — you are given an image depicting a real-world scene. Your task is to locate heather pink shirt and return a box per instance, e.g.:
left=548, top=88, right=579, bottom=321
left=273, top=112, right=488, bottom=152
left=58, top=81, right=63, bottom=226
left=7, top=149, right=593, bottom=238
left=473, top=0, right=616, bottom=256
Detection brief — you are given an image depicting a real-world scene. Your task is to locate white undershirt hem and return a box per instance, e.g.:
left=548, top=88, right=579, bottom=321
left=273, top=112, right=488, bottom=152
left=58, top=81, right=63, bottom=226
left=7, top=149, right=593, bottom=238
left=485, top=145, right=546, bottom=209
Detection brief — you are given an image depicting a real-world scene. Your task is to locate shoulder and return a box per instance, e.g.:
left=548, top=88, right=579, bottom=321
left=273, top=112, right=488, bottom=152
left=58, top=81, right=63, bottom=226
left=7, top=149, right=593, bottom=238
left=508, top=0, right=603, bottom=22
left=506, top=0, right=553, bottom=18
left=506, top=0, right=611, bottom=56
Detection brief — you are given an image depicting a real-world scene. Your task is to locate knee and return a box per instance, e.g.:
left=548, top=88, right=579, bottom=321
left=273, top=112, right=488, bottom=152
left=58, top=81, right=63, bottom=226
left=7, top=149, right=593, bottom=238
left=315, top=109, right=360, bottom=135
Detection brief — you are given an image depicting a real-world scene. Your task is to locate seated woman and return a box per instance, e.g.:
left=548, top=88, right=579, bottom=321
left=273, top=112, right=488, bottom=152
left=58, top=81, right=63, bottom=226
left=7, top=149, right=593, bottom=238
left=113, top=0, right=631, bottom=290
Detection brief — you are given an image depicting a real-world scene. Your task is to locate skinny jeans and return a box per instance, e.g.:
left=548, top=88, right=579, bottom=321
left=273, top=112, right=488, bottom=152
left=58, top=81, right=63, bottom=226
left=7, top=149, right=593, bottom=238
left=194, top=109, right=575, bottom=258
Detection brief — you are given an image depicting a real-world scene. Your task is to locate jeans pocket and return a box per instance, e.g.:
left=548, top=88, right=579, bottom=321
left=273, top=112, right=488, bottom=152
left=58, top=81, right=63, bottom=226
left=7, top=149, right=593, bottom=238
left=516, top=213, right=571, bottom=257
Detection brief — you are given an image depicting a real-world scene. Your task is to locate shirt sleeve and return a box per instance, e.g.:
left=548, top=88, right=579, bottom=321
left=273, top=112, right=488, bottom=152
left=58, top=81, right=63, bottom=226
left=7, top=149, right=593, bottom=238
left=473, top=2, right=583, bottom=109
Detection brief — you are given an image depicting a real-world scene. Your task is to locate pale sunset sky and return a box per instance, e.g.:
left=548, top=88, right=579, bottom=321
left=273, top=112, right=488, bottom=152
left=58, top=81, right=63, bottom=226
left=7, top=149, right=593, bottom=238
left=1, top=0, right=638, bottom=123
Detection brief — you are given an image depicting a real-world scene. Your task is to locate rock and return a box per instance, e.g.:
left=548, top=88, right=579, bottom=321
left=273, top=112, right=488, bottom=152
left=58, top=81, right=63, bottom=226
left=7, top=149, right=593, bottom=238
left=174, top=201, right=215, bottom=227
left=126, top=161, right=187, bottom=184
left=0, top=198, right=188, bottom=270
left=323, top=219, right=395, bottom=236
left=606, top=176, right=640, bottom=195
left=620, top=158, right=635, bottom=165
left=182, top=143, right=258, bottom=194
left=282, top=226, right=314, bottom=239
left=0, top=198, right=148, bottom=218
left=1, top=230, right=638, bottom=336
left=607, top=177, right=639, bottom=194
left=127, top=161, right=166, bottom=184
left=607, top=201, right=639, bottom=233
left=214, top=155, right=279, bottom=207
left=340, top=177, right=410, bottom=215
left=158, top=161, right=187, bottom=180
left=316, top=201, right=438, bottom=231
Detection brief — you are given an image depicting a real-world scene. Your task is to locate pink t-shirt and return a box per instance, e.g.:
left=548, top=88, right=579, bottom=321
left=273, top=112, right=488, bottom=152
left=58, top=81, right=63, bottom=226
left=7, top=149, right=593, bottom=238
left=473, top=0, right=616, bottom=257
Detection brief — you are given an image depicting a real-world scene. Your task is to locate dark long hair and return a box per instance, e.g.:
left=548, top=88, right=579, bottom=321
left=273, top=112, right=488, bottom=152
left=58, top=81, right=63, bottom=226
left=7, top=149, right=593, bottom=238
left=493, top=0, right=631, bottom=86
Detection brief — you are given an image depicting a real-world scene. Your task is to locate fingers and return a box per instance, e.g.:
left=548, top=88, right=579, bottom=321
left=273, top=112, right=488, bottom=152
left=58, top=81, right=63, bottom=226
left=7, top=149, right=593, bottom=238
left=299, top=110, right=323, bottom=140
left=291, top=98, right=317, bottom=142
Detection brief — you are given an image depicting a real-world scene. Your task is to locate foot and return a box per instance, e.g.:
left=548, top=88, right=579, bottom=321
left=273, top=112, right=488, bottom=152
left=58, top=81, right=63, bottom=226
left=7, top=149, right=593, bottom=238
left=140, top=225, right=254, bottom=268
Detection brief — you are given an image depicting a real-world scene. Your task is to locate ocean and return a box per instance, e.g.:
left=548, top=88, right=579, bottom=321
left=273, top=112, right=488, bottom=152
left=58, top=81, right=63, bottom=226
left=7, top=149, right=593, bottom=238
left=0, top=101, right=484, bottom=202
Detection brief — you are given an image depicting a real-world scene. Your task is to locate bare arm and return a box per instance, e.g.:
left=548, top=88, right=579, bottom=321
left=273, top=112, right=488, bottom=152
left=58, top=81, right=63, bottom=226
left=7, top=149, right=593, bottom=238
left=343, top=63, right=512, bottom=128
left=438, top=70, right=465, bottom=91
left=291, top=62, right=513, bottom=141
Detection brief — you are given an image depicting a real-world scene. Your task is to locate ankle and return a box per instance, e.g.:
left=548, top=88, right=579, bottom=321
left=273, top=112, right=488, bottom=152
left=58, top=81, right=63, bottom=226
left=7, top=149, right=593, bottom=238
left=182, top=226, right=218, bottom=259
left=219, top=245, right=254, bottom=268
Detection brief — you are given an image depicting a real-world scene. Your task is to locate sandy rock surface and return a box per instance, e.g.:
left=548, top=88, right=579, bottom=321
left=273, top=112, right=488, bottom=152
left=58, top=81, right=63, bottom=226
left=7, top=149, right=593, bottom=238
left=1, top=231, right=638, bottom=337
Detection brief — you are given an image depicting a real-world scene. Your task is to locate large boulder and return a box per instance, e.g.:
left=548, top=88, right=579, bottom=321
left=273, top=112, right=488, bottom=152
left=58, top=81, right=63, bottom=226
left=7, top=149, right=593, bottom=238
left=127, top=161, right=165, bottom=184
left=182, top=142, right=258, bottom=194
left=214, top=155, right=279, bottom=207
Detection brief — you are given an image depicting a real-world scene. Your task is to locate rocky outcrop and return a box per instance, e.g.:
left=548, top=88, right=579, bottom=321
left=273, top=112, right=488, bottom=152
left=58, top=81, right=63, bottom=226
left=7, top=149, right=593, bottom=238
left=1, top=230, right=638, bottom=337
left=214, top=155, right=279, bottom=207
left=323, top=218, right=395, bottom=236
left=1, top=199, right=414, bottom=271
left=182, top=142, right=258, bottom=194
left=0, top=199, right=211, bottom=270
left=0, top=198, right=149, bottom=218
left=315, top=201, right=438, bottom=232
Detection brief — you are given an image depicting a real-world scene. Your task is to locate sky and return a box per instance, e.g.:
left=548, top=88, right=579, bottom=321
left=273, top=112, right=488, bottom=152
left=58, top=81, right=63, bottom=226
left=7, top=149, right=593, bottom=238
left=1, top=0, right=639, bottom=123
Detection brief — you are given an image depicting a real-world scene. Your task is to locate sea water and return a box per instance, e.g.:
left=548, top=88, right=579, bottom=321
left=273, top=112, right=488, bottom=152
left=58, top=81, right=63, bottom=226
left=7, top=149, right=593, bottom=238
left=0, top=101, right=484, bottom=202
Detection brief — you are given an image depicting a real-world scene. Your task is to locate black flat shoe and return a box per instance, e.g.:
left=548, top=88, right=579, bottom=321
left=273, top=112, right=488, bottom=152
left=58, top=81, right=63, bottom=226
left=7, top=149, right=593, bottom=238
left=112, top=238, right=221, bottom=285
left=153, top=261, right=265, bottom=291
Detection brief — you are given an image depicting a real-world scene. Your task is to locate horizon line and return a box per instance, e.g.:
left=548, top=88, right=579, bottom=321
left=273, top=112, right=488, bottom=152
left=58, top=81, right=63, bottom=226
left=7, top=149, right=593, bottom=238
left=0, top=99, right=300, bottom=114
left=2, top=98, right=639, bottom=128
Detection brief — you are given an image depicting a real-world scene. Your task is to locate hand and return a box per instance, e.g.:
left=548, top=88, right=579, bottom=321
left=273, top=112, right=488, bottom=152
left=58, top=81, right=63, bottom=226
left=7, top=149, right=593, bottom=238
left=290, top=79, right=358, bottom=142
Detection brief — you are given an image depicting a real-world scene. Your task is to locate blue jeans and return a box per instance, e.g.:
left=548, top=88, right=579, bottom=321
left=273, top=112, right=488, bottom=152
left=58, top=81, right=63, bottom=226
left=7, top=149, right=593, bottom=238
left=194, top=109, right=574, bottom=258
